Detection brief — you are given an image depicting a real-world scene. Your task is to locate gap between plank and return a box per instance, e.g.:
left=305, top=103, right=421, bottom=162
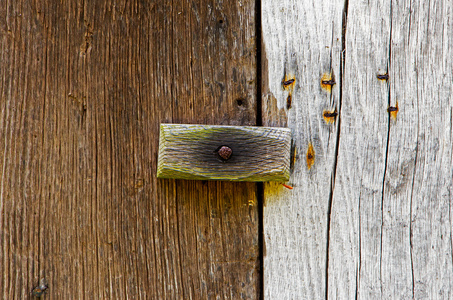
left=255, top=0, right=264, bottom=299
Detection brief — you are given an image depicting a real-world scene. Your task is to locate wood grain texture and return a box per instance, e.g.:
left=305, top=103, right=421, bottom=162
left=327, top=0, right=393, bottom=298
left=0, top=1, right=259, bottom=299
left=261, top=0, right=344, bottom=298
left=329, top=1, right=453, bottom=299
left=262, top=0, right=453, bottom=299
left=157, top=124, right=291, bottom=182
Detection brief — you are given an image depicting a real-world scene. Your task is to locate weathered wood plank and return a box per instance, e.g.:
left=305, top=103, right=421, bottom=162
left=385, top=1, right=453, bottom=298
left=261, top=0, right=344, bottom=298
left=329, top=1, right=453, bottom=299
left=263, top=0, right=453, bottom=299
left=0, top=1, right=259, bottom=298
left=157, top=124, right=291, bottom=182
left=326, top=1, right=393, bottom=298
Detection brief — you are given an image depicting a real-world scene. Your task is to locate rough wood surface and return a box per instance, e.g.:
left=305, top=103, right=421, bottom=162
left=0, top=1, right=259, bottom=299
left=261, top=0, right=344, bottom=298
left=262, top=0, right=453, bottom=299
left=157, top=124, right=291, bottom=182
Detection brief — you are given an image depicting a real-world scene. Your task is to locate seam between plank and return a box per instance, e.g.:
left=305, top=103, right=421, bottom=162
left=255, top=0, right=264, bottom=299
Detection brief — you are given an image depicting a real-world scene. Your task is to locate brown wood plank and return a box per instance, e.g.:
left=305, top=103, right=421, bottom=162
left=0, top=1, right=259, bottom=298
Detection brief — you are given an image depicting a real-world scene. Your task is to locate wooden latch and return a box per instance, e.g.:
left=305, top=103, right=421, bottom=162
left=157, top=124, right=291, bottom=182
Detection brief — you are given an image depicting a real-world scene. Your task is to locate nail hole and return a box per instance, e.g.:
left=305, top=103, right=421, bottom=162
left=286, top=94, right=292, bottom=109
left=218, top=19, right=224, bottom=24
left=236, top=98, right=245, bottom=106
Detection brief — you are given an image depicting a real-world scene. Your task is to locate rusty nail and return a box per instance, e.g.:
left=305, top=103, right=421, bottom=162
left=321, top=79, right=336, bottom=85
left=323, top=111, right=338, bottom=118
left=387, top=106, right=398, bottom=112
left=377, top=73, right=389, bottom=80
left=282, top=78, right=295, bottom=86
left=215, top=145, right=233, bottom=162
left=282, top=183, right=293, bottom=189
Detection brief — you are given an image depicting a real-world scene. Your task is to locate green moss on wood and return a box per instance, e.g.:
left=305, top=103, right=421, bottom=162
left=157, top=124, right=291, bottom=182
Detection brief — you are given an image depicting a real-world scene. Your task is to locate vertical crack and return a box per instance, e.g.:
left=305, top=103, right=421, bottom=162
left=379, top=1, right=393, bottom=295
left=255, top=0, right=263, bottom=128
left=175, top=185, right=186, bottom=298
left=409, top=67, right=420, bottom=299
left=409, top=148, right=418, bottom=299
left=451, top=108, right=453, bottom=287
left=326, top=1, right=348, bottom=299
left=257, top=182, right=264, bottom=300
left=356, top=194, right=362, bottom=300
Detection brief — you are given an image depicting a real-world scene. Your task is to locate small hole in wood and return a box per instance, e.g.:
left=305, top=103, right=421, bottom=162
left=236, top=98, right=244, bottom=106
left=218, top=19, right=224, bottom=24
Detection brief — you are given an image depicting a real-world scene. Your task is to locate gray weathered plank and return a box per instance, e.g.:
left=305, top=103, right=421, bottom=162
left=261, top=0, right=344, bottom=298
left=157, top=124, right=291, bottom=182
left=262, top=0, right=453, bottom=299
left=384, top=1, right=453, bottom=298
left=329, top=1, right=453, bottom=299
left=327, top=1, right=392, bottom=298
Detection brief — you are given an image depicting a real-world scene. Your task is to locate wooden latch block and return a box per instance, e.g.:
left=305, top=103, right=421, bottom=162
left=157, top=124, right=291, bottom=182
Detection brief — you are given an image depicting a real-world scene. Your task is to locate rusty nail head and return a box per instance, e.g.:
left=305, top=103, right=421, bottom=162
left=215, top=145, right=233, bottom=162
left=321, top=79, right=336, bottom=85
left=282, top=78, right=295, bottom=86
left=377, top=73, right=389, bottom=80
left=387, top=106, right=398, bottom=112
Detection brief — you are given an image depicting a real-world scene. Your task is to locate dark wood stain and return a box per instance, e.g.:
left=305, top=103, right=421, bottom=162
left=306, top=143, right=315, bottom=170
left=286, top=94, right=292, bottom=109
left=0, top=1, right=259, bottom=298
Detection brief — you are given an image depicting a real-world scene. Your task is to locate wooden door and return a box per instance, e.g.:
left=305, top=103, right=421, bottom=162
left=1, top=1, right=259, bottom=298
left=2, top=0, right=453, bottom=299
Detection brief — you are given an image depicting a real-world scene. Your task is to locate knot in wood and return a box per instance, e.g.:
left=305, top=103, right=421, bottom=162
left=217, top=145, right=232, bottom=161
